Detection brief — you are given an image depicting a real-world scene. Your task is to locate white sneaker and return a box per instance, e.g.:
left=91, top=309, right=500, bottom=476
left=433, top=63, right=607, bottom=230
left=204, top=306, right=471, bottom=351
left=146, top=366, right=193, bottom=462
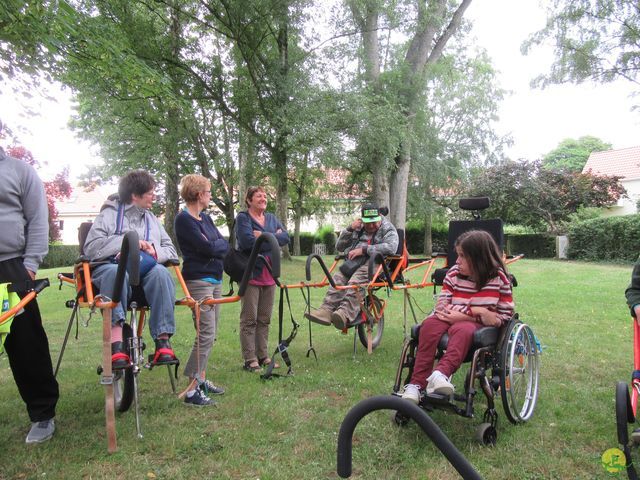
left=401, top=384, right=421, bottom=404
left=426, top=371, right=454, bottom=396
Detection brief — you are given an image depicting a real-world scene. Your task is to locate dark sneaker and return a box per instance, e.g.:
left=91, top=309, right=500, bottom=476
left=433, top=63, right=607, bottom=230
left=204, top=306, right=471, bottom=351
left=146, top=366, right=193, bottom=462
left=152, top=338, right=177, bottom=365
left=111, top=341, right=131, bottom=370
left=25, top=418, right=55, bottom=444
left=184, top=387, right=215, bottom=407
left=201, top=380, right=225, bottom=395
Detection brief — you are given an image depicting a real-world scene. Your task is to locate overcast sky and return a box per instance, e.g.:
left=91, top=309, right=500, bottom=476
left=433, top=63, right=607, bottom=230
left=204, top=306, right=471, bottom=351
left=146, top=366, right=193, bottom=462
left=0, top=0, right=638, bottom=182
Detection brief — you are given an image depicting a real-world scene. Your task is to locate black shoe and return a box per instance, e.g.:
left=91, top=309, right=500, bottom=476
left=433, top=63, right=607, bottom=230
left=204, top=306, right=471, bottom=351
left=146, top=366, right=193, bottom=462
left=151, top=338, right=177, bottom=365
left=111, top=341, right=131, bottom=369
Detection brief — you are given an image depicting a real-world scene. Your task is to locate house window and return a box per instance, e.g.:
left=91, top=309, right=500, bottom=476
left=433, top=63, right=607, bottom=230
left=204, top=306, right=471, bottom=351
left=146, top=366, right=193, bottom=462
left=57, top=220, right=64, bottom=231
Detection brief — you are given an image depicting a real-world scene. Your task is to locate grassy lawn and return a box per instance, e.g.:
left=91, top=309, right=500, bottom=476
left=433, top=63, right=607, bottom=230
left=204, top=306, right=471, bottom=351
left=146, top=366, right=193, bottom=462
left=0, top=257, right=634, bottom=479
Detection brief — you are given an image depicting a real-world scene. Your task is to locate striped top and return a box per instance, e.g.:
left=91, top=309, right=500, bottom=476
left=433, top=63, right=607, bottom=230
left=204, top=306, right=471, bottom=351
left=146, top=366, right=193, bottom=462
left=435, top=265, right=515, bottom=326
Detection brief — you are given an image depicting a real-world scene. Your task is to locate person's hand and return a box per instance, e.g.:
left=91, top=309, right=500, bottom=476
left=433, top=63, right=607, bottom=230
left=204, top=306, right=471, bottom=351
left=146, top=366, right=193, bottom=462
left=471, top=307, right=500, bottom=327
left=276, top=228, right=283, bottom=234
left=27, top=270, right=35, bottom=281
left=253, top=230, right=262, bottom=238
left=351, top=218, right=363, bottom=231
left=139, top=240, right=156, bottom=257
left=347, top=247, right=365, bottom=260
left=434, top=307, right=471, bottom=324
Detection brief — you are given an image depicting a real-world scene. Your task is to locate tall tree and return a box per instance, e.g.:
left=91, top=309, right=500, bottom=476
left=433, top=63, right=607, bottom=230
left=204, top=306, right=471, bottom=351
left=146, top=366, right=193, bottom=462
left=344, top=0, right=473, bottom=229
left=542, top=136, right=612, bottom=172
left=523, top=0, right=640, bottom=108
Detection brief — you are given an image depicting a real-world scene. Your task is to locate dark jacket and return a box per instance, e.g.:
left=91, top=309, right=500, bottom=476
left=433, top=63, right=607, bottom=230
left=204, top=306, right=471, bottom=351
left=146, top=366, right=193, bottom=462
left=175, top=209, right=229, bottom=281
left=235, top=211, right=289, bottom=277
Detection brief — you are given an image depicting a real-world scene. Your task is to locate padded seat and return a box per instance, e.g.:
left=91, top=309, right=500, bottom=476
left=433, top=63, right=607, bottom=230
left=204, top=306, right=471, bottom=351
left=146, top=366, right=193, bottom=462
left=411, top=323, right=499, bottom=362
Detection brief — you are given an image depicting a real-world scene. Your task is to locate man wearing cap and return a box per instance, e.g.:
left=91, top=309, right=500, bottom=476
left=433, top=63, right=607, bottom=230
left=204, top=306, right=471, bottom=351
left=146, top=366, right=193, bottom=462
left=306, top=204, right=399, bottom=329
left=0, top=118, right=59, bottom=443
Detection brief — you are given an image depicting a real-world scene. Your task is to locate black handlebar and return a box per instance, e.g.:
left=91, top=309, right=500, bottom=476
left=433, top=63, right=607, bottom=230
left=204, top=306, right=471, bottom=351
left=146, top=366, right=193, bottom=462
left=367, top=253, right=393, bottom=286
left=112, top=230, right=140, bottom=304
left=337, top=395, right=482, bottom=479
left=238, top=232, right=281, bottom=297
left=305, top=254, right=337, bottom=288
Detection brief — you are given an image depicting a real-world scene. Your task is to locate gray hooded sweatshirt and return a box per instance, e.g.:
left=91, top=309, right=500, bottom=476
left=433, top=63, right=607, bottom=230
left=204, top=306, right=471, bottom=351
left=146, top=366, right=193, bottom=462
left=0, top=147, right=49, bottom=273
left=83, top=196, right=178, bottom=264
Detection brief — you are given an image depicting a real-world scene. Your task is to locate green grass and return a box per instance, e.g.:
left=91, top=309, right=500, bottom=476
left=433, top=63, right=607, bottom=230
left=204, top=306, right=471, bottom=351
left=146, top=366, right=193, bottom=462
left=0, top=257, right=634, bottom=479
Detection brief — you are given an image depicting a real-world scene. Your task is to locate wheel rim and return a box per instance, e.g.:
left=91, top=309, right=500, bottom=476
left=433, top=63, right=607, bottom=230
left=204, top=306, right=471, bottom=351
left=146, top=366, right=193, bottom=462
left=504, top=323, right=539, bottom=422
left=357, top=297, right=384, bottom=349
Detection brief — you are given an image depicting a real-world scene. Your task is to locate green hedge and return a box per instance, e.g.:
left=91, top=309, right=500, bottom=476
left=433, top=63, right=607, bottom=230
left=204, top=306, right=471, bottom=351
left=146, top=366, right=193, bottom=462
left=505, top=234, right=555, bottom=259
left=568, top=215, right=640, bottom=261
left=42, top=244, right=79, bottom=269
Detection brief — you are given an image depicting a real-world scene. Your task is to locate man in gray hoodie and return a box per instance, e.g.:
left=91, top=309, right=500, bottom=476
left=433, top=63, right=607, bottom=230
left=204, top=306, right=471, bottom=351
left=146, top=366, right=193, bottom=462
left=306, top=204, right=399, bottom=329
left=84, top=170, right=179, bottom=368
left=0, top=119, right=59, bottom=443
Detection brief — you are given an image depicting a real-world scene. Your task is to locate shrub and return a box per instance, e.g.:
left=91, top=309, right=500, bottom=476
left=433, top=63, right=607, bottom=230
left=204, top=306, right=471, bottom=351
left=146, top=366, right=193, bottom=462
left=315, top=225, right=337, bottom=255
left=42, top=244, right=79, bottom=269
left=294, top=232, right=315, bottom=256
left=404, top=225, right=447, bottom=254
left=505, top=234, right=555, bottom=258
left=568, top=215, right=640, bottom=261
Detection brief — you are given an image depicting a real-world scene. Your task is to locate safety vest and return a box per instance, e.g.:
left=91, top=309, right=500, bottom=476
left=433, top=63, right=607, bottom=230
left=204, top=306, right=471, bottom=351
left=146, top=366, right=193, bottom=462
left=0, top=283, right=21, bottom=354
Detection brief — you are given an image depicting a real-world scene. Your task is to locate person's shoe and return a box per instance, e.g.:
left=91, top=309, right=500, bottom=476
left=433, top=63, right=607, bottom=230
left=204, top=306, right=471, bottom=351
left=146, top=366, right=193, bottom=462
left=25, top=418, right=55, bottom=444
left=243, top=360, right=262, bottom=372
left=151, top=338, right=178, bottom=365
left=401, top=384, right=421, bottom=405
left=201, top=379, right=225, bottom=395
left=426, top=371, right=454, bottom=396
left=258, top=357, right=280, bottom=369
left=111, top=341, right=131, bottom=370
left=331, top=310, right=348, bottom=330
left=184, top=388, right=215, bottom=407
left=305, top=308, right=332, bottom=326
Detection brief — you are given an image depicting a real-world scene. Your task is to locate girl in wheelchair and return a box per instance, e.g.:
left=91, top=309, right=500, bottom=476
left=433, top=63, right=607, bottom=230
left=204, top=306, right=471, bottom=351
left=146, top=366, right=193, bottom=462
left=402, top=230, right=514, bottom=403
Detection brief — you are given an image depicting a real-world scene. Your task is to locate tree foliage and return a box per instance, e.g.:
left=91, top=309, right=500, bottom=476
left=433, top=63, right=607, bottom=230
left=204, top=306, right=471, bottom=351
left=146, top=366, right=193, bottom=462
left=523, top=0, right=640, bottom=108
left=469, top=159, right=626, bottom=233
left=542, top=135, right=612, bottom=172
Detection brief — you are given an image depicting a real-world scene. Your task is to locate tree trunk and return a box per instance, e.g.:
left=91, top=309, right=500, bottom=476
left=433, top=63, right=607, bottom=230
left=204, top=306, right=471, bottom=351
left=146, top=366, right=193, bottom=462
left=423, top=212, right=432, bottom=255
left=389, top=144, right=411, bottom=230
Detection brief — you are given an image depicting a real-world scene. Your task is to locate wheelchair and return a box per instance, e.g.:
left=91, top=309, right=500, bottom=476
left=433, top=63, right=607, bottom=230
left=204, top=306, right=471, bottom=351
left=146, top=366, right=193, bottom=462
left=390, top=197, right=539, bottom=445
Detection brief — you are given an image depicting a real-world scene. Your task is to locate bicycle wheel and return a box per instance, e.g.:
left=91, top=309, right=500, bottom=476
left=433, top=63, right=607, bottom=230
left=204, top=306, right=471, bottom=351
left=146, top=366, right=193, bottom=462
left=357, top=296, right=384, bottom=350
left=114, top=323, right=134, bottom=412
left=500, top=321, right=540, bottom=424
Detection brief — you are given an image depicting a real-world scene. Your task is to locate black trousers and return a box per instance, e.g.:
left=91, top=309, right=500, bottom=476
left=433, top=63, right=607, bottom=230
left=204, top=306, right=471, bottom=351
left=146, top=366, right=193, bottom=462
left=1, top=257, right=59, bottom=422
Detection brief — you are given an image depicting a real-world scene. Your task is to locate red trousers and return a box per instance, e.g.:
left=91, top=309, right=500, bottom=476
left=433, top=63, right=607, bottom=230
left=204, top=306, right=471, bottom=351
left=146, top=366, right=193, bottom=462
left=409, top=315, right=481, bottom=389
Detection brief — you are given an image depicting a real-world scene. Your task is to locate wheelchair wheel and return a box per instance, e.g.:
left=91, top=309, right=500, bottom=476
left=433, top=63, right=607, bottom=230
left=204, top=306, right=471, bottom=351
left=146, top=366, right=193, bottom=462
left=616, top=381, right=635, bottom=446
left=500, top=321, right=539, bottom=424
left=114, top=324, right=134, bottom=413
left=357, top=296, right=384, bottom=350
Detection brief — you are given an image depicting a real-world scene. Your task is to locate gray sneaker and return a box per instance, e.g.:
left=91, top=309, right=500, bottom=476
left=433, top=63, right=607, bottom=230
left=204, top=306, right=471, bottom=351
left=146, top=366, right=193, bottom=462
left=25, top=418, right=55, bottom=444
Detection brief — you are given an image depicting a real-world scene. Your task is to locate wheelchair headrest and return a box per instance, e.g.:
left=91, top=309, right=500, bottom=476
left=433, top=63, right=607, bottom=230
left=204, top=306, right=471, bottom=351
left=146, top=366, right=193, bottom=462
left=459, top=197, right=490, bottom=211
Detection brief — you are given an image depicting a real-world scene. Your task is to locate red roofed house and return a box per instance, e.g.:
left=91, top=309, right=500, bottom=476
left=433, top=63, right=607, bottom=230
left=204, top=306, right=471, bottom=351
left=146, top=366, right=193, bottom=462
left=582, top=146, right=640, bottom=216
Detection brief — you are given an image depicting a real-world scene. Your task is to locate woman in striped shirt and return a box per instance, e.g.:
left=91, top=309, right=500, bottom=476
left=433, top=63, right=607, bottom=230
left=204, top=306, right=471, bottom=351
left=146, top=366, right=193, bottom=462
left=402, top=230, right=514, bottom=404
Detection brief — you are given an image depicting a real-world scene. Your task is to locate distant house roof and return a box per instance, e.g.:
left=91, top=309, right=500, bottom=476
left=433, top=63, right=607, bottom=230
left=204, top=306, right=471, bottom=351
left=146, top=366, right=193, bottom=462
left=56, top=184, right=116, bottom=216
left=582, top=146, right=640, bottom=181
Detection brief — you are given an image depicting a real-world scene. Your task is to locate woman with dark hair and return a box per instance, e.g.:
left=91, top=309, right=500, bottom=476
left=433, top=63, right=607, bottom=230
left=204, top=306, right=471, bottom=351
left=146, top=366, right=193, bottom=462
left=175, top=174, right=229, bottom=406
left=84, top=170, right=179, bottom=370
left=235, top=186, right=289, bottom=372
left=401, top=230, right=514, bottom=404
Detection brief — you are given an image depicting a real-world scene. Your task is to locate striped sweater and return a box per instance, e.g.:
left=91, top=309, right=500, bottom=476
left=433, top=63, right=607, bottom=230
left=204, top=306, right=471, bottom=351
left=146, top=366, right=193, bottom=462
left=435, top=265, right=515, bottom=326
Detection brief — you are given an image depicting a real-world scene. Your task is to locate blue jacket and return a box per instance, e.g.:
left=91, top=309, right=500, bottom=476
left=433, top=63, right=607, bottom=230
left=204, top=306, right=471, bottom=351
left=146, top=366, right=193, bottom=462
left=235, top=211, right=289, bottom=277
left=175, top=210, right=229, bottom=281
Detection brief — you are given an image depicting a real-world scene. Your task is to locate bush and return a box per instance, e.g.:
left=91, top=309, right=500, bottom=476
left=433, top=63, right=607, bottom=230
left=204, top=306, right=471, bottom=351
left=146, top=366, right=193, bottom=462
left=404, top=225, right=447, bottom=254
left=568, top=215, right=640, bottom=261
left=314, top=225, right=337, bottom=255
left=505, top=234, right=555, bottom=258
left=42, top=244, right=79, bottom=269
left=292, top=232, right=315, bottom=256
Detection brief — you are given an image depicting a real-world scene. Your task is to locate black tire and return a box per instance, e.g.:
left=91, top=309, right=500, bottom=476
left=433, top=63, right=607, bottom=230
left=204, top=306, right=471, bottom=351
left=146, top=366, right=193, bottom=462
left=114, top=324, right=134, bottom=413
left=617, top=381, right=634, bottom=446
left=357, top=296, right=384, bottom=350
left=499, top=320, right=540, bottom=424
left=392, top=410, right=410, bottom=427
left=475, top=422, right=497, bottom=446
